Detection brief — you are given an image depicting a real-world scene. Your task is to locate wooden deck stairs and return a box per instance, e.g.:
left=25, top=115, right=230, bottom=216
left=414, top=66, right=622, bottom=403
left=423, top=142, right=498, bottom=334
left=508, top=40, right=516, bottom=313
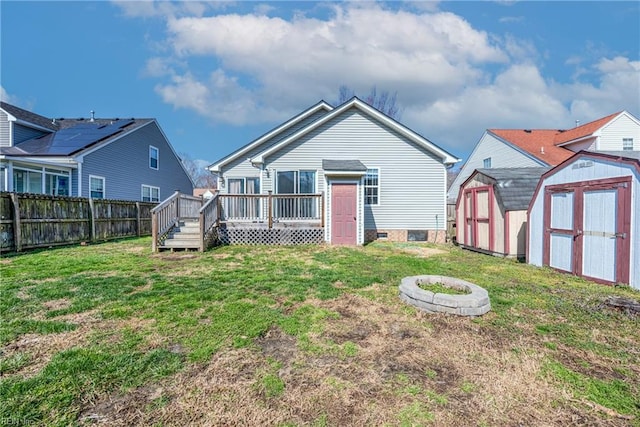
left=151, top=191, right=325, bottom=252
left=160, top=219, right=200, bottom=251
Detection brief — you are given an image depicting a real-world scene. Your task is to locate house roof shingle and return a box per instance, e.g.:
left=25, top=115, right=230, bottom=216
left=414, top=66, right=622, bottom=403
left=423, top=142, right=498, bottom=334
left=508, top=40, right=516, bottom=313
left=488, top=111, right=624, bottom=166
left=1, top=101, right=58, bottom=131
left=474, top=167, right=550, bottom=211
left=553, top=112, right=620, bottom=145
left=488, top=129, right=574, bottom=166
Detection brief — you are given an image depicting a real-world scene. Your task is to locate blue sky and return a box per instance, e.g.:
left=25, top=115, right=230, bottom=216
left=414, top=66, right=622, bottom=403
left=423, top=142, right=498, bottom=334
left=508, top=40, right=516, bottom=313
left=2, top=1, right=639, bottom=168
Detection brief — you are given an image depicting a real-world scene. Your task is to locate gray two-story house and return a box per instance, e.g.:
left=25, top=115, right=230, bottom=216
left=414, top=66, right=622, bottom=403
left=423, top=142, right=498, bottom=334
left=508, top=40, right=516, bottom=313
left=0, top=102, right=193, bottom=201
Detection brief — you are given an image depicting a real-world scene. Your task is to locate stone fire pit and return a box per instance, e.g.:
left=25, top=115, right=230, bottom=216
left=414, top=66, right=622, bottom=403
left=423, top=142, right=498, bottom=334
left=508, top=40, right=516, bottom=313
left=399, top=275, right=491, bottom=316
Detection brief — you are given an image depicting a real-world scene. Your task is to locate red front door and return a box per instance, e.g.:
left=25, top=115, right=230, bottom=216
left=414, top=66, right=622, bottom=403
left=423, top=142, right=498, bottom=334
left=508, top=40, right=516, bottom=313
left=331, top=183, right=357, bottom=245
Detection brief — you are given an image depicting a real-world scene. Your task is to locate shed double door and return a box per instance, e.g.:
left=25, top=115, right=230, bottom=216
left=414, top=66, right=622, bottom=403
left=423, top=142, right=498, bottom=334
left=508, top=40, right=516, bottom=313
left=463, top=186, right=492, bottom=251
left=544, top=178, right=631, bottom=284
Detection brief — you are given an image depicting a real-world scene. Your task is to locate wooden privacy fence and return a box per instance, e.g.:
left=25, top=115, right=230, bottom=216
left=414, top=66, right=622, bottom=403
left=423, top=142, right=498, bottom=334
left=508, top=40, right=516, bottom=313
left=0, top=192, right=157, bottom=252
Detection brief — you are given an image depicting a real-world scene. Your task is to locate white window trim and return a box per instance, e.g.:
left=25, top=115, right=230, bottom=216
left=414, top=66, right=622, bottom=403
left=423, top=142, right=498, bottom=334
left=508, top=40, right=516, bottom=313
left=89, top=175, right=106, bottom=199
left=149, top=145, right=159, bottom=170
left=275, top=170, right=317, bottom=194
left=483, top=157, right=492, bottom=168
left=141, top=184, right=160, bottom=202
left=364, top=167, right=380, bottom=206
left=622, top=138, right=634, bottom=151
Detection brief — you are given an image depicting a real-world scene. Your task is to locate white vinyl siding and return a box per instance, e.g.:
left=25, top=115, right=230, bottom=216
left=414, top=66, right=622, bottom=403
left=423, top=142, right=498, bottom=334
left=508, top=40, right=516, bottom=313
left=262, top=109, right=447, bottom=230
left=218, top=109, right=329, bottom=194
left=597, top=114, right=640, bottom=151
left=0, top=110, right=10, bottom=147
left=89, top=175, right=105, bottom=199
left=448, top=132, right=547, bottom=203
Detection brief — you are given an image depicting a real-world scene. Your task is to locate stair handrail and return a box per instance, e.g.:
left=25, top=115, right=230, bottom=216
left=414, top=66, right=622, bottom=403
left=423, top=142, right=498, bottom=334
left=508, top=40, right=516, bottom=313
left=198, top=192, right=220, bottom=251
left=151, top=191, right=181, bottom=252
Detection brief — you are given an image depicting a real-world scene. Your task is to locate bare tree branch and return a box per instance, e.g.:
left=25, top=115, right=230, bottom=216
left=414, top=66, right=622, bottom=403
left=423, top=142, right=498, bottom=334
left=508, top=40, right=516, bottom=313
left=336, top=85, right=402, bottom=120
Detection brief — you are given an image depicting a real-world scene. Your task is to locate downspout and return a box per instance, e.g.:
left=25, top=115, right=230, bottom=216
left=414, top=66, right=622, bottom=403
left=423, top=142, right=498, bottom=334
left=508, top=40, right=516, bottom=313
left=77, top=161, right=83, bottom=197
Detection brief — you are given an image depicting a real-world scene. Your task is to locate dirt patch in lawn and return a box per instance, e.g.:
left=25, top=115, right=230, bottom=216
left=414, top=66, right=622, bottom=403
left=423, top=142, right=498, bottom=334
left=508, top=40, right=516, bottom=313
left=75, top=289, right=621, bottom=426
left=42, top=298, right=72, bottom=311
left=398, top=246, right=447, bottom=258
left=1, top=313, right=156, bottom=379
left=155, top=253, right=199, bottom=261
left=16, top=286, right=34, bottom=300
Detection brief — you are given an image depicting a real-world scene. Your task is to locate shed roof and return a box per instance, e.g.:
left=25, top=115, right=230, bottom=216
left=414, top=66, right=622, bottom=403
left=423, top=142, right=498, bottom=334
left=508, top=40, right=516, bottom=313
left=474, top=167, right=550, bottom=211
left=597, top=150, right=640, bottom=161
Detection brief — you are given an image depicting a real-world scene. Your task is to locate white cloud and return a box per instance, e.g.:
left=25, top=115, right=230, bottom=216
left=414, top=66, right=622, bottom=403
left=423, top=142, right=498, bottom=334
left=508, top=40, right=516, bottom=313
left=153, top=4, right=507, bottom=124
left=113, top=2, right=640, bottom=156
left=112, top=0, right=229, bottom=19
left=498, top=16, right=524, bottom=23
left=253, top=3, right=275, bottom=16
left=0, top=86, right=17, bottom=104
left=566, top=57, right=640, bottom=120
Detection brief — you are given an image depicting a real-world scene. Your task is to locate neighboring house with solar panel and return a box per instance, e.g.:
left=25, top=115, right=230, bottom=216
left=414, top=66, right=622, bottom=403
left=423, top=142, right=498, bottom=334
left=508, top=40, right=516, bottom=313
left=0, top=102, right=193, bottom=202
left=447, top=110, right=640, bottom=205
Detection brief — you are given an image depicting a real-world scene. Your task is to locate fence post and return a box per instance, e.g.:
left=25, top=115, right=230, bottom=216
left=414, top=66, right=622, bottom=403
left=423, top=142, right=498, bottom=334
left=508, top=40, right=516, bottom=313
left=267, top=191, right=273, bottom=229
left=10, top=193, right=22, bottom=252
left=199, top=209, right=205, bottom=252
left=88, top=198, right=96, bottom=242
left=151, top=208, right=158, bottom=253
left=135, top=202, right=141, bottom=237
left=175, top=190, right=181, bottom=221
left=320, top=192, right=325, bottom=228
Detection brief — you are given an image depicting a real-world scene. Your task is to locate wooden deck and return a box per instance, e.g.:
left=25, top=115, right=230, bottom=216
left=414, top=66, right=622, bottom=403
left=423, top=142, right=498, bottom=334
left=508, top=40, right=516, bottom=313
left=151, top=192, right=324, bottom=251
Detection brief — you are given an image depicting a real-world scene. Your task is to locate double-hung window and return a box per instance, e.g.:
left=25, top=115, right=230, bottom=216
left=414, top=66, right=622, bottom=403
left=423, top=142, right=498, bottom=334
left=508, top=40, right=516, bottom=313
left=142, top=185, right=160, bottom=202
left=483, top=157, right=492, bottom=168
left=364, top=168, right=379, bottom=205
left=276, top=170, right=316, bottom=218
left=90, top=175, right=105, bottom=199
left=623, top=138, right=634, bottom=151
left=149, top=146, right=159, bottom=169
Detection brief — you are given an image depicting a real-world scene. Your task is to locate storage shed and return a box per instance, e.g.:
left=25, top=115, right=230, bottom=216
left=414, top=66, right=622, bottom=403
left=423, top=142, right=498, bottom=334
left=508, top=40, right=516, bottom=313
left=528, top=151, right=640, bottom=290
left=456, top=167, right=549, bottom=258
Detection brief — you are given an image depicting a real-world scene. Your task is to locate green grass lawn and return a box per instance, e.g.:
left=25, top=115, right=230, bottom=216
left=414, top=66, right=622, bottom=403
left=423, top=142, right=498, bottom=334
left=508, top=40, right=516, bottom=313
left=1, top=238, right=638, bottom=426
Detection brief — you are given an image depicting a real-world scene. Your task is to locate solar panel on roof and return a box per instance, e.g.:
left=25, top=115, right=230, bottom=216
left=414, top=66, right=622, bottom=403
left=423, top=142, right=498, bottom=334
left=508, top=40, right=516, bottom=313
left=15, top=119, right=136, bottom=155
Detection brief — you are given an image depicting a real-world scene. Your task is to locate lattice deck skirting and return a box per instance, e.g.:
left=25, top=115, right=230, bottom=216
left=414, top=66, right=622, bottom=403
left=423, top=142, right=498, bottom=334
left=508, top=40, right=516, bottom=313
left=216, top=224, right=324, bottom=245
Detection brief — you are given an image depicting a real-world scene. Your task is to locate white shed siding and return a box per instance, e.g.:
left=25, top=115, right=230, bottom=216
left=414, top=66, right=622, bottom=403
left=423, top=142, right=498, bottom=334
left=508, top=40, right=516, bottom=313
left=0, top=110, right=10, bottom=147
left=264, top=109, right=446, bottom=230
left=448, top=132, right=544, bottom=203
left=528, top=157, right=639, bottom=289
left=219, top=109, right=328, bottom=194
left=597, top=114, right=640, bottom=151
